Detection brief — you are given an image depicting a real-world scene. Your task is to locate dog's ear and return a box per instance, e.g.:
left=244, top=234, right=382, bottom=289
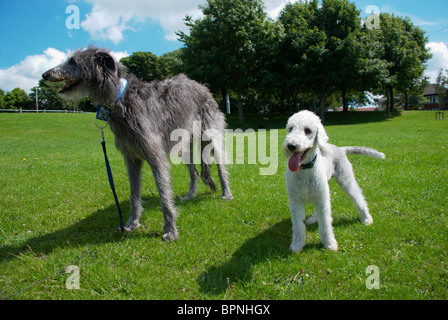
left=316, top=121, right=329, bottom=144
left=95, top=52, right=116, bottom=72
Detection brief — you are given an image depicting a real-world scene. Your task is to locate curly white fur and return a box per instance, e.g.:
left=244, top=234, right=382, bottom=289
left=284, top=111, right=385, bottom=252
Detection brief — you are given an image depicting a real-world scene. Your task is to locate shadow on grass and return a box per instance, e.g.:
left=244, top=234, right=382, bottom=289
left=0, top=195, right=162, bottom=265
left=0, top=189, right=228, bottom=266
left=198, top=216, right=360, bottom=295
left=197, top=219, right=292, bottom=295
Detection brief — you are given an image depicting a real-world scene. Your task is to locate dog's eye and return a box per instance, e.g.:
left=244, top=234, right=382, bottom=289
left=68, top=58, right=76, bottom=65
left=304, top=128, right=312, bottom=135
left=288, top=127, right=293, bottom=133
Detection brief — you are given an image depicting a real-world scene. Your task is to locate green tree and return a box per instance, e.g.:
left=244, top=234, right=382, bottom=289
left=157, top=49, right=185, bottom=79
left=120, top=50, right=184, bottom=82
left=4, top=88, right=30, bottom=109
left=323, top=0, right=364, bottom=112
left=0, top=89, right=5, bottom=109
left=120, top=51, right=160, bottom=82
left=251, top=19, right=286, bottom=112
left=376, top=13, right=431, bottom=115
left=398, top=76, right=428, bottom=109
left=280, top=0, right=367, bottom=121
left=355, top=25, right=390, bottom=98
left=33, top=79, right=71, bottom=110
left=179, top=0, right=275, bottom=124
left=436, top=68, right=448, bottom=108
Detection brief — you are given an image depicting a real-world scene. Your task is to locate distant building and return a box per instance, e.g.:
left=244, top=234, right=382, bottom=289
left=423, top=84, right=441, bottom=110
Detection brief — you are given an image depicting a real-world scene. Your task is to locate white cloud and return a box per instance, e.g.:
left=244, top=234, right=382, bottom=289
left=265, top=0, right=300, bottom=19
left=425, top=42, right=448, bottom=83
left=80, top=0, right=205, bottom=43
left=0, top=48, right=67, bottom=93
left=110, top=50, right=130, bottom=61
left=0, top=48, right=129, bottom=93
left=81, top=6, right=131, bottom=44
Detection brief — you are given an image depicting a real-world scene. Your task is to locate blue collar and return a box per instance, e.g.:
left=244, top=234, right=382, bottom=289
left=301, top=154, right=317, bottom=170
left=96, top=78, right=128, bottom=122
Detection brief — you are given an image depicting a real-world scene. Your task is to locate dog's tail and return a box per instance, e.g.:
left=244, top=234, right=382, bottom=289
left=341, top=146, right=385, bottom=159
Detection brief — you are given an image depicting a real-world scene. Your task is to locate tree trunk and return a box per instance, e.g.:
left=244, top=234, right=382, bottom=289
left=342, top=89, right=348, bottom=112
left=389, top=86, right=395, bottom=113
left=404, top=89, right=409, bottom=110
left=318, top=93, right=325, bottom=123
left=292, top=92, right=298, bottom=112
left=237, top=92, right=244, bottom=125
left=386, top=88, right=391, bottom=118
left=220, top=87, right=227, bottom=111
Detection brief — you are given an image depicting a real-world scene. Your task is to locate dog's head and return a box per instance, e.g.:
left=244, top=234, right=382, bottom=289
left=283, top=110, right=328, bottom=172
left=42, top=46, right=125, bottom=103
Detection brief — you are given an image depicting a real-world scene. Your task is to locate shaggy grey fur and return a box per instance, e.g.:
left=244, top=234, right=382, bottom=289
left=42, top=46, right=233, bottom=241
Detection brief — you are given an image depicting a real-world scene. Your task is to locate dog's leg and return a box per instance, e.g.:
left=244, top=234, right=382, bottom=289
left=315, top=189, right=338, bottom=251
left=288, top=199, right=306, bottom=252
left=199, top=139, right=218, bottom=192
left=201, top=124, right=233, bottom=200
left=201, top=162, right=217, bottom=192
left=149, top=158, right=179, bottom=241
left=339, top=179, right=373, bottom=225
left=212, top=139, right=233, bottom=200
left=180, top=163, right=199, bottom=201
left=217, top=163, right=233, bottom=200
left=200, top=136, right=233, bottom=200
left=335, top=159, right=373, bottom=225
left=124, top=156, right=144, bottom=232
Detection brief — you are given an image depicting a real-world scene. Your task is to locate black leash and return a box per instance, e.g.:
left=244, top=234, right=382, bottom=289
left=100, top=125, right=125, bottom=232
left=94, top=78, right=127, bottom=232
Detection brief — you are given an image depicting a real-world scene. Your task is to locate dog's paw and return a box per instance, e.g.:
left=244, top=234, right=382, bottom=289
left=290, top=242, right=305, bottom=253
left=162, top=231, right=178, bottom=241
left=179, top=194, right=195, bottom=202
left=222, top=194, right=234, bottom=201
left=361, top=217, right=373, bottom=226
left=324, top=242, right=338, bottom=252
left=124, top=221, right=140, bottom=232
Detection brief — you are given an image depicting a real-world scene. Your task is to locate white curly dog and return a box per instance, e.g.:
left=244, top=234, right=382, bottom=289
left=284, top=111, right=385, bottom=252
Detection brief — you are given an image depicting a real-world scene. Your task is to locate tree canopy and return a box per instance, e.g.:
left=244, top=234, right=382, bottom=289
left=3, top=88, right=31, bottom=110
left=2, top=0, right=432, bottom=119
left=374, top=13, right=432, bottom=115
left=178, top=0, right=431, bottom=122
left=178, top=0, right=280, bottom=123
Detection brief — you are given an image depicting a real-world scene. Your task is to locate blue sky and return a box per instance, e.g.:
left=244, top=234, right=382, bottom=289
left=1, top=0, right=447, bottom=92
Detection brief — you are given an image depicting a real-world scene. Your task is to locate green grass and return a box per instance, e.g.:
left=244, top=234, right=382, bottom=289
left=0, top=111, right=447, bottom=300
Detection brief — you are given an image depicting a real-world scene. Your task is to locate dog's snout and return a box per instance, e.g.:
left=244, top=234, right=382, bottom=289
left=287, top=143, right=297, bottom=152
left=42, top=71, right=51, bottom=80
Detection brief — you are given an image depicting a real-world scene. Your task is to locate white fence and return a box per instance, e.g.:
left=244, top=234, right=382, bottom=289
left=0, top=109, right=93, bottom=113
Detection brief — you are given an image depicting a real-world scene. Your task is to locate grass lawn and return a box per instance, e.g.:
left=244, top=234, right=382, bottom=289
left=0, top=111, right=447, bottom=300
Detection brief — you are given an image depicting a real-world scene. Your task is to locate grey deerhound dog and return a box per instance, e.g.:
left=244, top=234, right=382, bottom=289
left=42, top=46, right=233, bottom=241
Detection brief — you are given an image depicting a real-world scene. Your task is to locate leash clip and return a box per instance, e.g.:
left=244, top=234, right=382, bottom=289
left=100, top=125, right=105, bottom=143
left=94, top=117, right=109, bottom=129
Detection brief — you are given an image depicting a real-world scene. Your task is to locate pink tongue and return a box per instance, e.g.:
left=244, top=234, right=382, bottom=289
left=288, top=152, right=302, bottom=172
